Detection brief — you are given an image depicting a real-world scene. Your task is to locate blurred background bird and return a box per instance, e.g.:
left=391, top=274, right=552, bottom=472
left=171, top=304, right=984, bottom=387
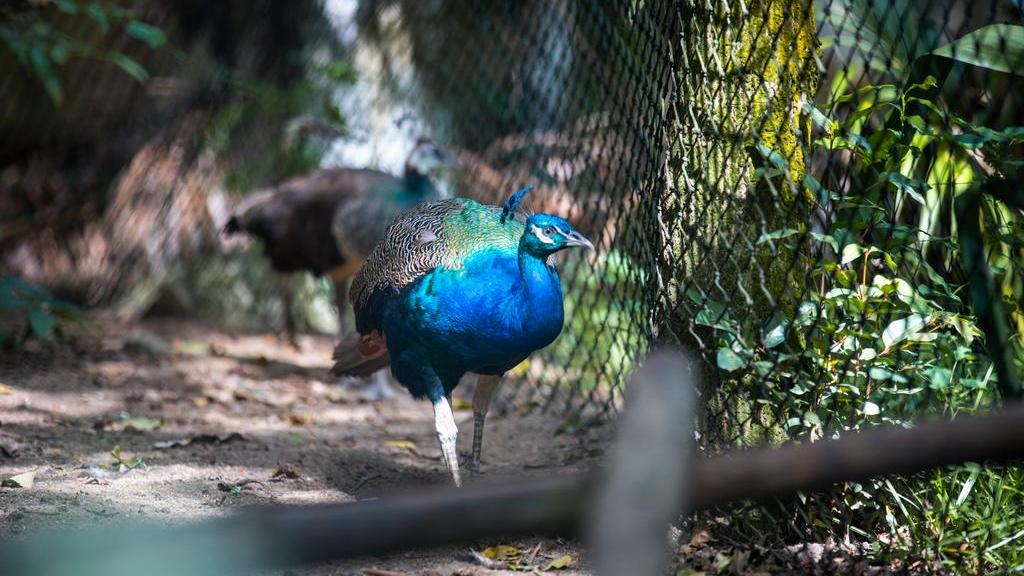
left=332, top=186, right=593, bottom=485
left=223, top=138, right=457, bottom=346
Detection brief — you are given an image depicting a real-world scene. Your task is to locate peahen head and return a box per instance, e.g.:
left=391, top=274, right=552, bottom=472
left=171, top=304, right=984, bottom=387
left=405, top=138, right=458, bottom=175
left=520, top=213, right=594, bottom=257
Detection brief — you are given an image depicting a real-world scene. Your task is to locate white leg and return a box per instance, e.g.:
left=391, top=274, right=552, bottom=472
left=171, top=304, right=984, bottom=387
left=471, top=374, right=502, bottom=477
left=433, top=396, right=461, bottom=487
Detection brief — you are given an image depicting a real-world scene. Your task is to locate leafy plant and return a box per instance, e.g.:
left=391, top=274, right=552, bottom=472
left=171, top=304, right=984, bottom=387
left=693, top=22, right=1024, bottom=572
left=0, top=0, right=166, bottom=104
left=0, top=275, right=78, bottom=345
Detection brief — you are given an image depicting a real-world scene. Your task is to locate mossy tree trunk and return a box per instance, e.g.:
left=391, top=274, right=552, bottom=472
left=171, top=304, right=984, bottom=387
left=653, top=0, right=820, bottom=443
left=656, top=0, right=819, bottom=342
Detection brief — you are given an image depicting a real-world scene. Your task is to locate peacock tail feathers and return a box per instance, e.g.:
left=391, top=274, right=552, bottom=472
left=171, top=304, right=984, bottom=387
left=350, top=197, right=525, bottom=308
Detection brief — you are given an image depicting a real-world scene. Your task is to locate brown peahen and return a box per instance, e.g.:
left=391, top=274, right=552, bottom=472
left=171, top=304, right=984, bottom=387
left=224, top=139, right=456, bottom=344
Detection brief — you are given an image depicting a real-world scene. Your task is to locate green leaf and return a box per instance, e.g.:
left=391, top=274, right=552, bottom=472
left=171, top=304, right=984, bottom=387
left=931, top=24, right=1024, bottom=77
left=53, top=0, right=78, bottom=14
left=882, top=314, right=928, bottom=349
left=322, top=60, right=358, bottom=84
left=841, top=243, right=874, bottom=264
left=27, top=308, right=57, bottom=340
left=125, top=21, right=166, bottom=49
left=809, top=232, right=838, bottom=252
left=716, top=347, right=746, bottom=372
left=86, top=3, right=110, bottom=32
left=869, top=367, right=893, bottom=381
left=905, top=115, right=931, bottom=135
left=953, top=133, right=989, bottom=149
left=756, top=228, right=799, bottom=245
left=29, top=46, right=62, bottom=104
left=50, top=41, right=70, bottom=65
left=880, top=172, right=929, bottom=200
left=802, top=101, right=837, bottom=134
left=108, top=53, right=149, bottom=83
left=694, top=298, right=734, bottom=332
left=929, top=367, right=953, bottom=390
left=762, top=314, right=789, bottom=349
left=754, top=143, right=790, bottom=172
left=803, top=173, right=830, bottom=205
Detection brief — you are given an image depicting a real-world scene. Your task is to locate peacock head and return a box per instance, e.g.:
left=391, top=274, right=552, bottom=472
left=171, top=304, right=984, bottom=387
left=520, top=213, right=594, bottom=257
left=406, top=138, right=459, bottom=174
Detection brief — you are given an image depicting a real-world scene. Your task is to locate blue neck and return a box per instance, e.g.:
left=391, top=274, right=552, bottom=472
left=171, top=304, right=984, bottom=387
left=403, top=165, right=434, bottom=197
left=517, top=246, right=559, bottom=304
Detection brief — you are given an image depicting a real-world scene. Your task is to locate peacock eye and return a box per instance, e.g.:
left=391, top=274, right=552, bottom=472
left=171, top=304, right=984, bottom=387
left=543, top=226, right=556, bottom=236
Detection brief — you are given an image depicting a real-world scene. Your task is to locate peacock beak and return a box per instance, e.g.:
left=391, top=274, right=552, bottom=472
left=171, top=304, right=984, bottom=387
left=566, top=231, right=594, bottom=251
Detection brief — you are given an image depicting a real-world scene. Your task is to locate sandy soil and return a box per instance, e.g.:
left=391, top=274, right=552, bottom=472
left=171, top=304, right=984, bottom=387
left=0, top=318, right=610, bottom=575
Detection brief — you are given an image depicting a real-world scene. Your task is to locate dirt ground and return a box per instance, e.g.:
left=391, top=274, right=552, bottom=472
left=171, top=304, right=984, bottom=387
left=0, top=317, right=610, bottom=575
left=0, top=317, right=890, bottom=576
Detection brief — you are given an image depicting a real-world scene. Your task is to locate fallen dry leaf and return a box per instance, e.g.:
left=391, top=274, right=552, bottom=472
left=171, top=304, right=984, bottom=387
left=122, top=416, right=163, bottom=432
left=482, top=545, right=521, bottom=561
left=542, top=554, right=574, bottom=571
left=174, top=339, right=212, bottom=356
left=103, top=414, right=163, bottom=433
left=385, top=439, right=417, bottom=451
left=2, top=470, right=35, bottom=488
left=286, top=414, right=315, bottom=426
left=469, top=549, right=507, bottom=570
left=452, top=398, right=472, bottom=410
left=689, top=530, right=712, bottom=547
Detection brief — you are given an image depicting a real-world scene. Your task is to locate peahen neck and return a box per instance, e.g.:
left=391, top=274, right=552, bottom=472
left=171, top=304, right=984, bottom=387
left=403, top=164, right=435, bottom=197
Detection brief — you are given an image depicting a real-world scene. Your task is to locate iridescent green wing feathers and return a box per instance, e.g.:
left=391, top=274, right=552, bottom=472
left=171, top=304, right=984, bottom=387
left=350, top=198, right=525, bottom=309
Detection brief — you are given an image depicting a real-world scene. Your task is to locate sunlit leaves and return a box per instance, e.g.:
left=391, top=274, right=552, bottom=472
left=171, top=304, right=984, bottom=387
left=762, top=314, right=789, bottom=349
left=931, top=23, right=1024, bottom=76
left=881, top=314, right=928, bottom=349
left=716, top=347, right=746, bottom=372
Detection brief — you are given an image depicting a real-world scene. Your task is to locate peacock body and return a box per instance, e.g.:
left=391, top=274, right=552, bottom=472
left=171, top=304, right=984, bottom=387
left=335, top=189, right=593, bottom=485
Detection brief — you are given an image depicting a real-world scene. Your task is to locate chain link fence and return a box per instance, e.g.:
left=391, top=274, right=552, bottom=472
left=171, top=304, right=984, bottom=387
left=347, top=0, right=1024, bottom=571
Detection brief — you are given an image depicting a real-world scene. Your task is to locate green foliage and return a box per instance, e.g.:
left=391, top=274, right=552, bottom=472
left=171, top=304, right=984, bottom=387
left=0, top=0, right=165, bottom=104
left=0, top=275, right=78, bottom=345
left=696, top=22, right=1024, bottom=571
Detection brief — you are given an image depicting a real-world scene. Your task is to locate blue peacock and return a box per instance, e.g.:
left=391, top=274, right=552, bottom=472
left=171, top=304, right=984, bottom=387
left=331, top=186, right=593, bottom=485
